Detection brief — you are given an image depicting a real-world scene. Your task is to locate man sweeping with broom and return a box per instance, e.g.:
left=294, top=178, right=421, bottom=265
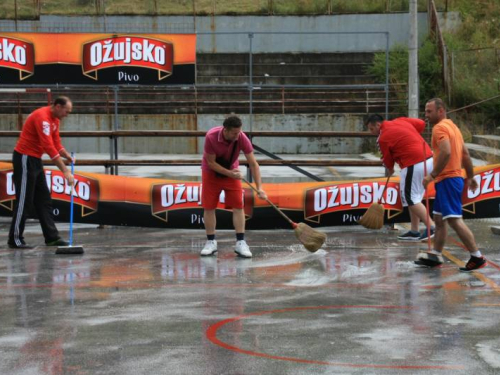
left=200, top=115, right=267, bottom=258
left=364, top=114, right=435, bottom=241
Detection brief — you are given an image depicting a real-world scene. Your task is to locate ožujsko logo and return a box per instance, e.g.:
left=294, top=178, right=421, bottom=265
left=151, top=183, right=253, bottom=223
left=304, top=180, right=403, bottom=223
left=0, top=36, right=35, bottom=80
left=82, top=35, right=173, bottom=81
left=0, top=169, right=99, bottom=216
left=462, top=167, right=500, bottom=214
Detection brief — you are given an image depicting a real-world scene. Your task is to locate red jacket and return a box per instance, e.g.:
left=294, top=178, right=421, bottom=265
left=377, top=117, right=432, bottom=170
left=15, top=106, right=64, bottom=160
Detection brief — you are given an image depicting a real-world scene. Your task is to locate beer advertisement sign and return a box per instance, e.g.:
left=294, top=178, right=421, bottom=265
left=0, top=33, right=195, bottom=85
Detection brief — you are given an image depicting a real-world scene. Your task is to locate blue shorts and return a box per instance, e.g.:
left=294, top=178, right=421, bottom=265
left=433, top=177, right=464, bottom=220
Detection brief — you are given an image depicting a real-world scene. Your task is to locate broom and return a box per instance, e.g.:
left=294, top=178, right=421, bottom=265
left=357, top=175, right=391, bottom=230
left=415, top=142, right=435, bottom=266
left=56, top=153, right=84, bottom=255
left=242, top=178, right=326, bottom=252
left=422, top=141, right=433, bottom=251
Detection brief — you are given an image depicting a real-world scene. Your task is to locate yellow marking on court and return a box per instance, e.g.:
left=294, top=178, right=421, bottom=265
left=442, top=250, right=500, bottom=294
left=392, top=224, right=500, bottom=294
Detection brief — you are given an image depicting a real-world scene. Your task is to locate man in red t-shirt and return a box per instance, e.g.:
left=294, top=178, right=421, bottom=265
left=200, top=116, right=267, bottom=258
left=8, top=96, right=75, bottom=249
left=366, top=114, right=434, bottom=241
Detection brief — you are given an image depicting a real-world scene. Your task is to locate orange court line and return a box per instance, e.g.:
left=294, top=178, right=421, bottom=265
left=206, top=305, right=464, bottom=370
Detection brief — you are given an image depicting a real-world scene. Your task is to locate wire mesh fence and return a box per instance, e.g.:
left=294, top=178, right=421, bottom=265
left=2, top=0, right=451, bottom=19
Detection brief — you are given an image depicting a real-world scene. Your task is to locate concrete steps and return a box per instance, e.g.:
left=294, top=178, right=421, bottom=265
left=196, top=52, right=377, bottom=86
left=472, top=134, right=500, bottom=149
left=0, top=52, right=401, bottom=115
left=466, top=142, right=500, bottom=163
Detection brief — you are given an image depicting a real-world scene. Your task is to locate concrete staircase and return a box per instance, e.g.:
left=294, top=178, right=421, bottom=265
left=197, top=52, right=376, bottom=86
left=0, top=52, right=406, bottom=116
left=467, top=135, right=500, bottom=164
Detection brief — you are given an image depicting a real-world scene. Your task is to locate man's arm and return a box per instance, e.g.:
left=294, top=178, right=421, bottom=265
left=244, top=152, right=267, bottom=199
left=53, top=157, right=74, bottom=186
left=378, top=139, right=395, bottom=172
left=59, top=148, right=73, bottom=162
left=423, top=139, right=450, bottom=188
left=462, top=144, right=478, bottom=191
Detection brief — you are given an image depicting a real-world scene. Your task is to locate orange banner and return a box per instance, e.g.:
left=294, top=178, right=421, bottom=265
left=2, top=162, right=500, bottom=229
left=0, top=33, right=195, bottom=85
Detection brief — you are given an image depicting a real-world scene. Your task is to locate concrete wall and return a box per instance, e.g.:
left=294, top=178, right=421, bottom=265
left=0, top=12, right=456, bottom=53
left=0, top=113, right=368, bottom=155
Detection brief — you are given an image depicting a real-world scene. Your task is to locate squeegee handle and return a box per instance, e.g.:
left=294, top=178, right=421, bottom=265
left=242, top=178, right=295, bottom=226
left=69, top=152, right=75, bottom=246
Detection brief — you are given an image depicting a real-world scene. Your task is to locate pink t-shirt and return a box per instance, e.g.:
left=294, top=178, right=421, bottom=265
left=202, top=126, right=253, bottom=172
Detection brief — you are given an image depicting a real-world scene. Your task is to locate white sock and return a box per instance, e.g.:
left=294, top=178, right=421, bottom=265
left=471, top=250, right=482, bottom=257
left=430, top=249, right=441, bottom=255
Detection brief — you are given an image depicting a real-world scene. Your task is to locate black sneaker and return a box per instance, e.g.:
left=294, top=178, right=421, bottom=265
left=419, top=227, right=435, bottom=242
left=414, top=252, right=444, bottom=267
left=398, top=230, right=421, bottom=241
left=459, top=256, right=487, bottom=272
left=7, top=242, right=33, bottom=249
left=45, top=239, right=69, bottom=246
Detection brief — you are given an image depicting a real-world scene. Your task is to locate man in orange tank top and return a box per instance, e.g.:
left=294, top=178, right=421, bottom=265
left=415, top=98, right=487, bottom=271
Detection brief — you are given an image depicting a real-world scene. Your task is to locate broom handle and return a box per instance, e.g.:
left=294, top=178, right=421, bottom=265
left=377, top=175, right=391, bottom=204
left=423, top=141, right=432, bottom=251
left=69, top=152, right=74, bottom=247
left=242, top=178, right=295, bottom=227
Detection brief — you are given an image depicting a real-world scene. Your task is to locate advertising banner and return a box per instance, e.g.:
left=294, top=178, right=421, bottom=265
left=0, top=33, right=196, bottom=85
left=1, top=162, right=500, bottom=229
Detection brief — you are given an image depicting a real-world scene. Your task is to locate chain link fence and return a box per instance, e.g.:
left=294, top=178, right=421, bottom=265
left=2, top=0, right=450, bottom=19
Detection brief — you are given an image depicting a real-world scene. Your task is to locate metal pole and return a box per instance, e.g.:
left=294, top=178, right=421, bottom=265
left=14, top=0, right=18, bottom=31
left=248, top=32, right=254, bottom=133
left=113, top=86, right=119, bottom=175
left=408, top=0, right=419, bottom=117
left=385, top=33, right=389, bottom=118
left=247, top=32, right=254, bottom=182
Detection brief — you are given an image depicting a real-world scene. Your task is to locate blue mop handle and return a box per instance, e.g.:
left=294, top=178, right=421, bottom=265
left=69, top=152, right=75, bottom=246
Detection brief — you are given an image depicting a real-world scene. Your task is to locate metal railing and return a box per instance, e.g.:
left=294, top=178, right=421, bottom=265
left=5, top=0, right=449, bottom=20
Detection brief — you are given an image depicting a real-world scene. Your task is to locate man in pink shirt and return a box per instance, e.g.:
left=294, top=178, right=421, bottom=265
left=201, top=115, right=267, bottom=258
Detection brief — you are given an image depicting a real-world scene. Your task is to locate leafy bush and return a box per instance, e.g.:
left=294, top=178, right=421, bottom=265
left=365, top=38, right=444, bottom=110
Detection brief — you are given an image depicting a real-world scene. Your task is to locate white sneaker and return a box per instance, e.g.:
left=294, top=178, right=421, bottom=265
left=200, top=240, right=217, bottom=256
left=234, top=240, right=252, bottom=258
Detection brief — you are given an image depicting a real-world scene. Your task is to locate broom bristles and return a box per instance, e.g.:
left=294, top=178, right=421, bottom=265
left=294, top=222, right=327, bottom=252
left=357, top=203, right=385, bottom=230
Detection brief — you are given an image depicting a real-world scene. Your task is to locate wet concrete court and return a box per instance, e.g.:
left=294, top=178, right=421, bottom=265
left=1, top=216, right=500, bottom=375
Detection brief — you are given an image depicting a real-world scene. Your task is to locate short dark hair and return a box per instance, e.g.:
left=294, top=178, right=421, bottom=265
left=365, top=114, right=384, bottom=127
left=53, top=96, right=71, bottom=107
left=427, top=98, right=446, bottom=111
left=223, top=115, right=242, bottom=129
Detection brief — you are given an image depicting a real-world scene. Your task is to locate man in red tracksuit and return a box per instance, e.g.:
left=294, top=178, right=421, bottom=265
left=8, top=96, right=75, bottom=249
left=366, top=114, right=435, bottom=241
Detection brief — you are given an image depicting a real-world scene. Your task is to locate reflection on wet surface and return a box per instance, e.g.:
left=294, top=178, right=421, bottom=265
left=1, top=218, right=500, bottom=374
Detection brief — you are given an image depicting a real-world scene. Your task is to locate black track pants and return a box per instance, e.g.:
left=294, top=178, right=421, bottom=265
left=8, top=151, right=60, bottom=246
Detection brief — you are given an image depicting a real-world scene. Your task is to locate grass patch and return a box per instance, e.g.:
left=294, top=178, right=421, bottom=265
left=1, top=0, right=450, bottom=18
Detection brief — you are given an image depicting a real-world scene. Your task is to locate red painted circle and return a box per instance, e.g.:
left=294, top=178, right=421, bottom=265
left=206, top=305, right=463, bottom=370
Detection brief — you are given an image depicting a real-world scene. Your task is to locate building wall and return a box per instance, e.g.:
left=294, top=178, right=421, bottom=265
left=1, top=13, right=442, bottom=52
left=0, top=113, right=369, bottom=155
